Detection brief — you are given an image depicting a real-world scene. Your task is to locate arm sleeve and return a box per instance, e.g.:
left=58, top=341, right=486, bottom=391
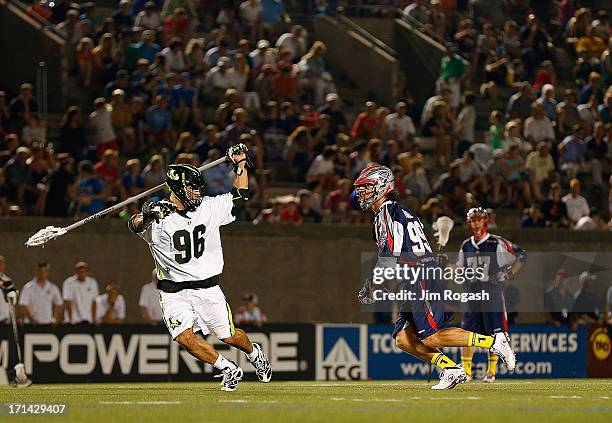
left=211, top=193, right=235, bottom=226
left=62, top=280, right=73, bottom=300
left=138, top=287, right=147, bottom=307
left=18, top=286, right=30, bottom=306
left=117, top=296, right=126, bottom=319
left=52, top=286, right=64, bottom=306
left=496, top=237, right=523, bottom=267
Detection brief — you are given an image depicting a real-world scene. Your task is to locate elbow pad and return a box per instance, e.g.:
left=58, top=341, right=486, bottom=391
left=128, top=214, right=145, bottom=233
left=232, top=187, right=249, bottom=208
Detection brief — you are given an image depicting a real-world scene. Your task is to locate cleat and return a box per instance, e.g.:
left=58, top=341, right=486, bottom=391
left=214, top=361, right=243, bottom=392
left=482, top=374, right=496, bottom=383
left=490, top=332, right=516, bottom=372
left=431, top=366, right=467, bottom=390
left=247, top=343, right=272, bottom=383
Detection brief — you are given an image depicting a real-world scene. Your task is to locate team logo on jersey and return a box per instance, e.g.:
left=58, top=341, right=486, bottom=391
left=168, top=318, right=182, bottom=329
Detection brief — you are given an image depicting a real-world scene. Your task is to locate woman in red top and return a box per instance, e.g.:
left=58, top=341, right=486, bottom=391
left=351, top=101, right=378, bottom=140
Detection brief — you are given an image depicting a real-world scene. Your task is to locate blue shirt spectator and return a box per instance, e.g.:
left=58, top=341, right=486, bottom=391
left=261, top=0, right=286, bottom=24
left=76, top=172, right=105, bottom=216
left=136, top=39, right=161, bottom=63
left=145, top=98, right=171, bottom=132
left=559, top=133, right=586, bottom=164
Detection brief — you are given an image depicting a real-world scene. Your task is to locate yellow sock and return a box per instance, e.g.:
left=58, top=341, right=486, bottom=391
left=488, top=354, right=499, bottom=376
left=431, top=352, right=457, bottom=370
left=467, top=332, right=494, bottom=349
left=461, top=356, right=473, bottom=377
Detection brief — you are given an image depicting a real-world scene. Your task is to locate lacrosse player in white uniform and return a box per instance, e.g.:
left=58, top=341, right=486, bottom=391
left=128, top=144, right=271, bottom=392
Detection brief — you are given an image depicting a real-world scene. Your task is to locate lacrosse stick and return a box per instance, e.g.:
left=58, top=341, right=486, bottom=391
left=432, top=216, right=454, bottom=252
left=8, top=303, right=31, bottom=387
left=26, top=157, right=229, bottom=247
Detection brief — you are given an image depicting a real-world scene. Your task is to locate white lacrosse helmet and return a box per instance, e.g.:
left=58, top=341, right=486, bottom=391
left=354, top=165, right=394, bottom=210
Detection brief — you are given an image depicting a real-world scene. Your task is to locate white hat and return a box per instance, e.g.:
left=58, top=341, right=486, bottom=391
left=257, top=39, right=270, bottom=49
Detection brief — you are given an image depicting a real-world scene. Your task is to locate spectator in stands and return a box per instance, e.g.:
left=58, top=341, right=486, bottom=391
left=317, top=93, right=347, bottom=137
left=542, top=183, right=569, bottom=228
left=75, top=160, right=106, bottom=217
left=92, top=284, right=126, bottom=325
left=90, top=97, right=118, bottom=157
left=524, top=141, right=555, bottom=202
left=58, top=106, right=87, bottom=161
left=574, top=208, right=604, bottom=231
left=524, top=102, right=555, bottom=145
left=403, top=0, right=429, bottom=25
left=62, top=262, right=99, bottom=325
left=456, top=92, right=476, bottom=155
left=134, top=1, right=161, bottom=29
left=121, top=158, right=145, bottom=199
left=562, top=178, right=590, bottom=226
left=323, top=178, right=351, bottom=223
left=145, top=95, right=174, bottom=148
left=240, top=0, right=264, bottom=42
left=506, top=82, right=534, bottom=120
left=544, top=268, right=575, bottom=326
left=261, top=0, right=290, bottom=35
left=576, top=26, right=607, bottom=61
left=536, top=84, right=557, bottom=120
left=296, top=189, right=321, bottom=223
left=113, top=0, right=134, bottom=32
left=276, top=25, right=306, bottom=62
left=3, top=146, right=32, bottom=214
left=57, top=9, right=83, bottom=45
left=298, top=41, right=327, bottom=106
left=579, top=72, right=604, bottom=104
left=235, top=293, right=266, bottom=327
left=139, top=270, right=162, bottom=325
left=520, top=203, right=545, bottom=227
left=421, top=100, right=454, bottom=165
left=45, top=153, right=76, bottom=217
left=573, top=271, right=602, bottom=324
left=19, top=262, right=63, bottom=325
left=519, top=13, right=553, bottom=77
left=161, top=37, right=188, bottom=73
left=306, top=145, right=336, bottom=188
left=164, top=7, right=191, bottom=41
left=556, top=89, right=579, bottom=137
left=384, top=101, right=416, bottom=147
left=75, top=37, right=96, bottom=87
left=136, top=30, right=161, bottom=63
left=558, top=124, right=586, bottom=180
left=8, top=83, right=36, bottom=131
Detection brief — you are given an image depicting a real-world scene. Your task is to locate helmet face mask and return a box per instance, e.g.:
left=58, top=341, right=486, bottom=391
left=166, top=164, right=206, bottom=211
left=354, top=165, right=394, bottom=211
left=466, top=207, right=488, bottom=239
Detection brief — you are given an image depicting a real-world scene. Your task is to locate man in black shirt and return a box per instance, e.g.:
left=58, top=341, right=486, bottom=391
left=45, top=154, right=76, bottom=217
left=542, top=183, right=569, bottom=228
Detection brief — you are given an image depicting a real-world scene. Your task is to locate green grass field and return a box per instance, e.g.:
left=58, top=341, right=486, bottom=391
left=1, top=380, right=611, bottom=423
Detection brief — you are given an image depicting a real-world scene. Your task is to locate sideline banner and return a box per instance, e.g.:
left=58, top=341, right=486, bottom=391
left=315, top=324, right=587, bottom=380
left=0, top=324, right=315, bottom=383
left=587, top=324, right=612, bottom=378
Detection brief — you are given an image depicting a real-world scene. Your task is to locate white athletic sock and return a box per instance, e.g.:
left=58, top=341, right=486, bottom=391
left=246, top=345, right=258, bottom=361
left=213, top=354, right=236, bottom=371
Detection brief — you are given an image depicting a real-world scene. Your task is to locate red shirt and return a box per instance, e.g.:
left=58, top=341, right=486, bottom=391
left=351, top=112, right=378, bottom=139
left=95, top=162, right=119, bottom=185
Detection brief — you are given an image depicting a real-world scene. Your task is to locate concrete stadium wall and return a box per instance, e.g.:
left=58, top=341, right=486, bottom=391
left=314, top=16, right=399, bottom=106
left=2, top=218, right=611, bottom=324
left=0, top=0, right=67, bottom=112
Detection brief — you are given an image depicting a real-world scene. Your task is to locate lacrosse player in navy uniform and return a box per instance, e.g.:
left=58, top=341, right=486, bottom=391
left=355, top=165, right=516, bottom=390
left=458, top=207, right=526, bottom=383
left=128, top=144, right=271, bottom=392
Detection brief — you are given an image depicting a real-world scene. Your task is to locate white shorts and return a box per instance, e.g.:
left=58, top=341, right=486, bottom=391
left=158, top=285, right=235, bottom=340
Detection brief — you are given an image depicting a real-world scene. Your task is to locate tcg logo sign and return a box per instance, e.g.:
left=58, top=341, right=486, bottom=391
left=590, top=327, right=611, bottom=361
left=315, top=324, right=367, bottom=380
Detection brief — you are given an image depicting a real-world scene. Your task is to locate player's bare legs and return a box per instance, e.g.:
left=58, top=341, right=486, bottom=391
left=175, top=328, right=221, bottom=365
left=396, top=327, right=439, bottom=362
left=220, top=328, right=253, bottom=354
left=222, top=329, right=272, bottom=383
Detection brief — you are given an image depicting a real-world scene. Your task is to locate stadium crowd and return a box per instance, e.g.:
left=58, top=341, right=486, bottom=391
left=0, top=0, right=610, bottom=230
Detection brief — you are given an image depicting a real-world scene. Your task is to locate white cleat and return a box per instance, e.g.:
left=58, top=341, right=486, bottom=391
left=247, top=343, right=272, bottom=383
left=482, top=374, right=496, bottom=383
left=431, top=366, right=468, bottom=390
left=490, top=332, right=516, bottom=372
left=214, top=362, right=243, bottom=392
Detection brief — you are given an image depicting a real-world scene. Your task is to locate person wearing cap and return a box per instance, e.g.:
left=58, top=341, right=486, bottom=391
left=75, top=160, right=106, bottom=217
left=276, top=25, right=306, bottom=62
left=573, top=271, right=602, bottom=324
left=19, top=262, right=63, bottom=325
left=113, top=0, right=134, bottom=32
left=544, top=268, right=575, bottom=326
left=234, top=293, right=266, bottom=328
left=2, top=146, right=31, bottom=210
left=240, top=0, right=264, bottom=42
left=297, top=41, right=327, bottom=105
left=8, top=83, right=37, bottom=131
left=385, top=101, right=416, bottom=145
left=89, top=97, right=118, bottom=158
left=562, top=178, right=590, bottom=225
left=134, top=1, right=161, bottom=29
left=139, top=270, right=163, bottom=325
left=204, top=37, right=233, bottom=69
left=524, top=141, right=555, bottom=202
left=92, top=285, right=126, bottom=325
left=249, top=39, right=275, bottom=70
left=57, top=9, right=84, bottom=44
left=317, top=93, right=347, bottom=137
left=62, top=262, right=100, bottom=325
left=44, top=153, right=76, bottom=217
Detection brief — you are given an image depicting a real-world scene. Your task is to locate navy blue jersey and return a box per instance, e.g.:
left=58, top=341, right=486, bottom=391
left=373, top=201, right=433, bottom=261
left=457, top=233, right=524, bottom=282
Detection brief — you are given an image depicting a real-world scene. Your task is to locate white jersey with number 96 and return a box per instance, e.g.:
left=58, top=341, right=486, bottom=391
left=138, top=193, right=235, bottom=283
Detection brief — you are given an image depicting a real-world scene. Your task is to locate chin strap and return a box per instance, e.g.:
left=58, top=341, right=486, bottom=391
left=232, top=186, right=249, bottom=208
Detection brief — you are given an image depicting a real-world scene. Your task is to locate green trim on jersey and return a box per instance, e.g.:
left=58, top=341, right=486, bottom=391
left=226, top=303, right=235, bottom=336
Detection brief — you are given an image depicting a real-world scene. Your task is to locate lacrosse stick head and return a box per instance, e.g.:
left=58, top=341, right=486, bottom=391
left=25, top=226, right=67, bottom=247
left=433, top=216, right=454, bottom=249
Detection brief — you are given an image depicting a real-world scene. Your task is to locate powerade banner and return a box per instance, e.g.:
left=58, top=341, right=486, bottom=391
left=315, top=324, right=587, bottom=380
left=0, top=324, right=315, bottom=383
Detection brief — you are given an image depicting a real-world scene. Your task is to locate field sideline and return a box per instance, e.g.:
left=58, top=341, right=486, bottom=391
left=1, top=380, right=611, bottom=422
